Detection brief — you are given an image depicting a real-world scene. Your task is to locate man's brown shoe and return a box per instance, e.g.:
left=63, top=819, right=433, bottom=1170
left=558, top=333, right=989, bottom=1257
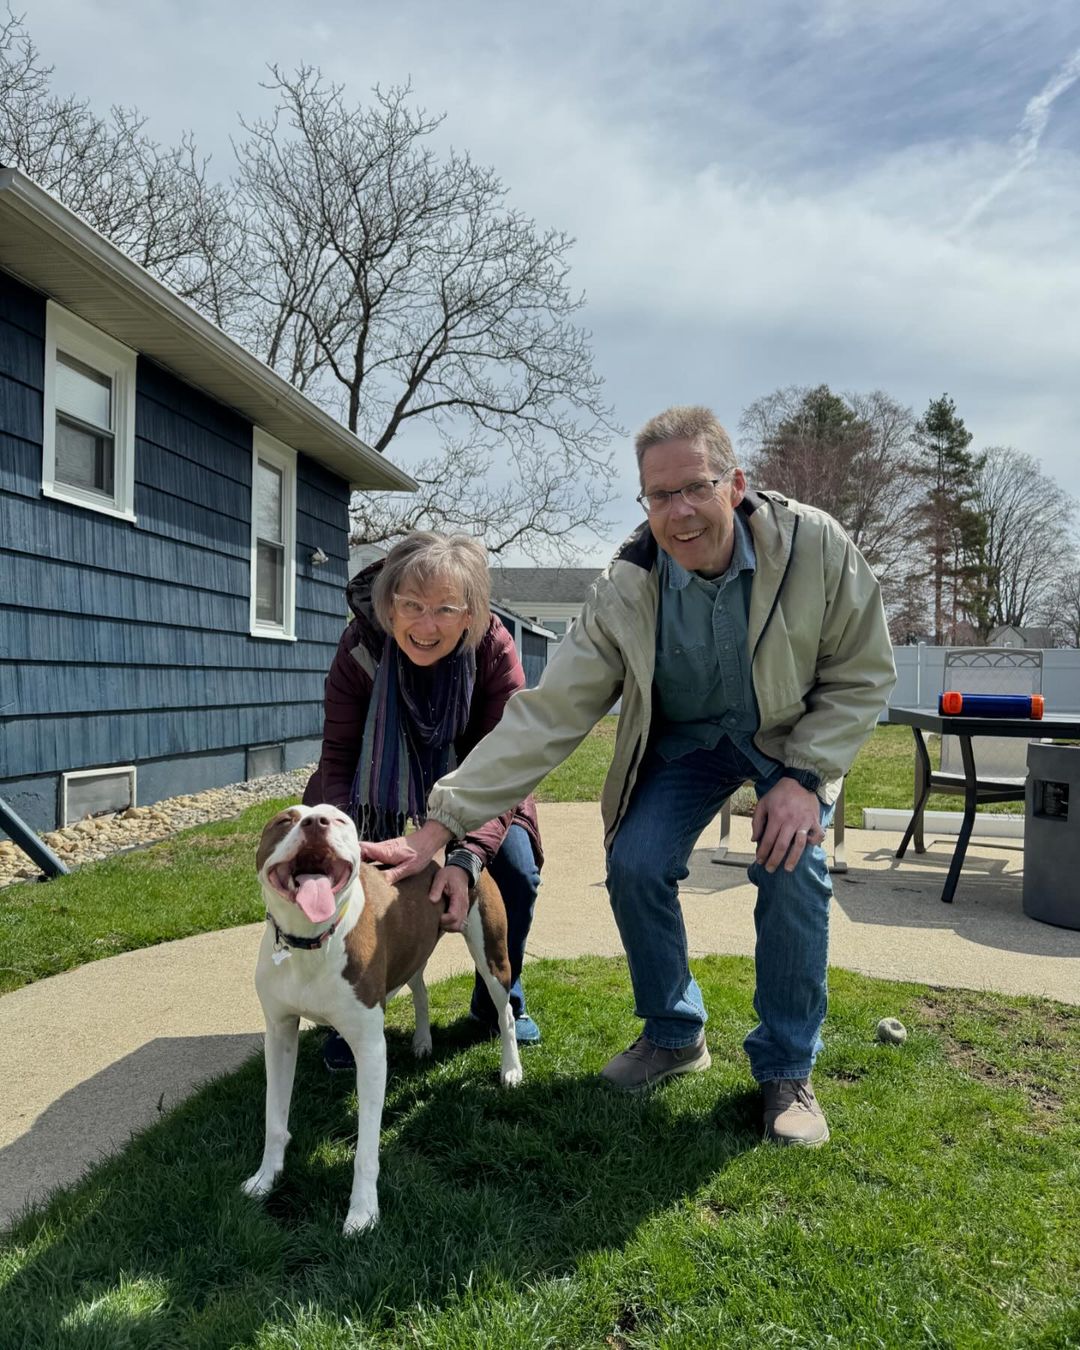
left=599, top=1034, right=711, bottom=1092
left=761, top=1077, right=829, bottom=1146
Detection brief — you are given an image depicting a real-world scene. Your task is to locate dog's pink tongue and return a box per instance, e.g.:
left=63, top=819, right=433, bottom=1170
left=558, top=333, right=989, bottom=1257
left=295, top=873, right=336, bottom=922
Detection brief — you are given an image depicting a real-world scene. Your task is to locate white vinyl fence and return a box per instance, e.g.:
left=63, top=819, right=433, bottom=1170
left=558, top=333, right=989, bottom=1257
left=889, top=646, right=1080, bottom=715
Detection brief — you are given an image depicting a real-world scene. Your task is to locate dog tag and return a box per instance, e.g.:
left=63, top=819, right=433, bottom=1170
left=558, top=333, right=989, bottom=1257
left=272, top=946, right=292, bottom=965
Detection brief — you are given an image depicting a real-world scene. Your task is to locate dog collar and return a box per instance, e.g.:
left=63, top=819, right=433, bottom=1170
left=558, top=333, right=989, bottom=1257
left=265, top=898, right=349, bottom=953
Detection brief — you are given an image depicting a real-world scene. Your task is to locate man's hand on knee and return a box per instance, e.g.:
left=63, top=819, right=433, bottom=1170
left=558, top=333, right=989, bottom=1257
left=751, top=779, right=825, bottom=873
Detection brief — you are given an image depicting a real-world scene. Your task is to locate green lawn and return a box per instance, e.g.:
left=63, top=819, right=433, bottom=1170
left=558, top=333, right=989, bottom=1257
left=2, top=957, right=1077, bottom=1348
left=0, top=807, right=273, bottom=995
left=538, top=719, right=1029, bottom=820
left=534, top=715, right=620, bottom=802
left=0, top=723, right=1032, bottom=997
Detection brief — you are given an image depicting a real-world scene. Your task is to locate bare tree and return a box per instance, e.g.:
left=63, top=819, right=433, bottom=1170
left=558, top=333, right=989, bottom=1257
left=1042, top=563, right=1080, bottom=647
left=0, top=19, right=618, bottom=559
left=230, top=70, right=617, bottom=557
left=966, top=445, right=1074, bottom=639
left=0, top=11, right=246, bottom=327
left=965, top=447, right=1077, bottom=640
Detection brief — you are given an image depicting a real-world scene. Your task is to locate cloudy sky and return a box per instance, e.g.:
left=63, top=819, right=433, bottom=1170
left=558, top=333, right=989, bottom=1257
left=21, top=0, right=1080, bottom=560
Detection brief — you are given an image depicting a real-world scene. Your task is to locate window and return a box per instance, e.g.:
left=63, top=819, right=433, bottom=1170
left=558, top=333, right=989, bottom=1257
left=545, top=618, right=568, bottom=637
left=250, top=429, right=296, bottom=639
left=42, top=302, right=137, bottom=520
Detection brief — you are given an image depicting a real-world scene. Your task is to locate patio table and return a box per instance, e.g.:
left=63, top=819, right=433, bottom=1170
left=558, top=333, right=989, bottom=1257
left=887, top=704, right=1080, bottom=904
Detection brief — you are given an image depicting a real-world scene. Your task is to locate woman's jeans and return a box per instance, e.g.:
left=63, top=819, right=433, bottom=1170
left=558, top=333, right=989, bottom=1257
left=469, top=823, right=541, bottom=1024
left=605, top=738, right=834, bottom=1083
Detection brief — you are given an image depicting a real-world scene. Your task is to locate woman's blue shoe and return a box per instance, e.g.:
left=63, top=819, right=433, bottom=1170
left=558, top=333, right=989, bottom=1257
left=513, top=1013, right=542, bottom=1045
left=468, top=1011, right=542, bottom=1045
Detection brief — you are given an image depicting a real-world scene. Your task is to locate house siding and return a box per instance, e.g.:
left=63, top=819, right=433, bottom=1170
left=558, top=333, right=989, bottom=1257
left=0, top=269, right=348, bottom=833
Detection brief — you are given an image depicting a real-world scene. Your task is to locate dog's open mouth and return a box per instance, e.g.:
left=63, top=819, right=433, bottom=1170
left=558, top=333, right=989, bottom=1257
left=268, top=850, right=352, bottom=923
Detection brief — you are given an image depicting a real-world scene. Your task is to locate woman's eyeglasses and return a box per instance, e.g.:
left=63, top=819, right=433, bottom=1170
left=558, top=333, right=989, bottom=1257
left=392, top=593, right=469, bottom=625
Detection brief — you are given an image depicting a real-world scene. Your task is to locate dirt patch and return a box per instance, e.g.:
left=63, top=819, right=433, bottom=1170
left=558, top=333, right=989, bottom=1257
left=914, top=994, right=1069, bottom=1118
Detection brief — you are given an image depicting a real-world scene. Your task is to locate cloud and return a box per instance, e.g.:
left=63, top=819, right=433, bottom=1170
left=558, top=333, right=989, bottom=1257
left=955, top=45, right=1080, bottom=232
left=18, top=0, right=1080, bottom=563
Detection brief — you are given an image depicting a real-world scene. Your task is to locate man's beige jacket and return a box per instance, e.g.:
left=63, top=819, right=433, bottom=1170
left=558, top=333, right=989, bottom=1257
left=428, top=490, right=897, bottom=849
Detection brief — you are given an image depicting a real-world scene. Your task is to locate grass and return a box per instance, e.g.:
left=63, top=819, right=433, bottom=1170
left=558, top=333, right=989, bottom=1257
left=0, top=722, right=1037, bottom=996
left=0, top=804, right=277, bottom=995
left=534, top=715, right=620, bottom=802
left=538, top=720, right=1034, bottom=819
left=1, top=956, right=1078, bottom=1348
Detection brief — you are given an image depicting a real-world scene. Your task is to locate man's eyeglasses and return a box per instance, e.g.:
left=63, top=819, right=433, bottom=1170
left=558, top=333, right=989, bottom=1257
left=635, top=478, right=726, bottom=514
left=392, top=593, right=469, bottom=625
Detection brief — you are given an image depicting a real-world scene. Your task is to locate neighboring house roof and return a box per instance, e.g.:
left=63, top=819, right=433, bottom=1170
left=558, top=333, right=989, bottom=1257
left=990, top=624, right=1055, bottom=648
left=490, top=567, right=602, bottom=605
left=491, top=602, right=556, bottom=639
left=0, top=167, right=416, bottom=493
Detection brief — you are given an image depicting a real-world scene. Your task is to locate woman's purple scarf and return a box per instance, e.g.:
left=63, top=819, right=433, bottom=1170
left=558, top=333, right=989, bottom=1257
left=349, top=637, right=476, bottom=842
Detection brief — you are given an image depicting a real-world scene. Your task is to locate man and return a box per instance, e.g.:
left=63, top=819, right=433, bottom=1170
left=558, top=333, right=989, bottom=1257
left=365, top=406, right=895, bottom=1146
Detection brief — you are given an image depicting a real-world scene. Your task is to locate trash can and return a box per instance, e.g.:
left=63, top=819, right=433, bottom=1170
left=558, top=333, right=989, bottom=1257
left=1023, top=742, right=1080, bottom=929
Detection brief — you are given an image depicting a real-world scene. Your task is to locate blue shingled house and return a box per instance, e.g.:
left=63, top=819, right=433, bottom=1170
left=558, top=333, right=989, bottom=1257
left=0, top=168, right=416, bottom=835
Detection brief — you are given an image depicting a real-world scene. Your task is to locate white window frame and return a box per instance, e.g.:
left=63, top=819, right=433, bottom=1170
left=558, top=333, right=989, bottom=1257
left=61, top=764, right=137, bottom=826
left=250, top=429, right=297, bottom=641
left=42, top=301, right=137, bottom=522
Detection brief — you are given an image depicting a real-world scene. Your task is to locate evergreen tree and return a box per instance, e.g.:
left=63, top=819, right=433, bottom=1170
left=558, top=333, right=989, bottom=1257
left=911, top=395, right=985, bottom=643
left=755, top=384, right=871, bottom=522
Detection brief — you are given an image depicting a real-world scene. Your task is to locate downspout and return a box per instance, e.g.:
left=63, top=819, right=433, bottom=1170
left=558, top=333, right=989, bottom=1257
left=0, top=798, right=70, bottom=879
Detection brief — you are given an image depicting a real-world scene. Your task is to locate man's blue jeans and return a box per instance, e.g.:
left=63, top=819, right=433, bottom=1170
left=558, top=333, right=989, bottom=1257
left=469, top=823, right=541, bottom=1024
left=605, top=738, right=834, bottom=1082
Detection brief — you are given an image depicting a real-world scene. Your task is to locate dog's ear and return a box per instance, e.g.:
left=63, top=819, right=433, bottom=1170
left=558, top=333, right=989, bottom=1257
left=256, top=807, right=303, bottom=873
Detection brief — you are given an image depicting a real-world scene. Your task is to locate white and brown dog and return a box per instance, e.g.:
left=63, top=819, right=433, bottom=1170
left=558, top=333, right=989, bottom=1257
left=242, top=803, right=522, bottom=1233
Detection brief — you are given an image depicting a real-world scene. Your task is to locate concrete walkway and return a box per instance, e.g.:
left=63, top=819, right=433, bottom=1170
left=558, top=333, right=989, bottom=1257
left=2, top=804, right=1078, bottom=1229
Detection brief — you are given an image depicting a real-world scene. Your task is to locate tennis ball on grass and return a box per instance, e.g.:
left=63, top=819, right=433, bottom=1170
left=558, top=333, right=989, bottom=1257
left=876, top=1017, right=908, bottom=1045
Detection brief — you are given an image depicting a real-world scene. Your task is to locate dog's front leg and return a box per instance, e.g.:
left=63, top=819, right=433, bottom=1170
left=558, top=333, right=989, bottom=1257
left=342, top=1010, right=386, bottom=1234
left=242, top=1012, right=300, bottom=1198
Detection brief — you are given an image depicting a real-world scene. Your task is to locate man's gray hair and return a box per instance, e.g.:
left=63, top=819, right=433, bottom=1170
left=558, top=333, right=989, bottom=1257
left=371, top=531, right=491, bottom=648
left=635, top=405, right=736, bottom=477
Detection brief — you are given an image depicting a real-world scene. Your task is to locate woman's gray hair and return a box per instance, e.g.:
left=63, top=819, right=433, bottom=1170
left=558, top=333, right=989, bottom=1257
left=634, top=405, right=736, bottom=477
left=371, top=531, right=491, bottom=648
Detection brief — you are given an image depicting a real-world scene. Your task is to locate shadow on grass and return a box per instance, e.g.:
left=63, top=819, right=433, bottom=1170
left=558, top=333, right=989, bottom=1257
left=0, top=977, right=760, bottom=1347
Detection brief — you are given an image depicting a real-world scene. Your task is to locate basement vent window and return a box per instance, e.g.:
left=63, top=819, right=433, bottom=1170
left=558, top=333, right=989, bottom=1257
left=247, top=744, right=285, bottom=780
left=62, top=766, right=136, bottom=825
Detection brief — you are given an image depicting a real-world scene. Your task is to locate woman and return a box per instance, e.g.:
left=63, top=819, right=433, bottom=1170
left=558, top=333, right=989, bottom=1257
left=304, top=532, right=543, bottom=1068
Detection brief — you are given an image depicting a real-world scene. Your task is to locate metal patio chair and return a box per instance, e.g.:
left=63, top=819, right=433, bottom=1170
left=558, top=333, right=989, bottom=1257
left=902, top=645, right=1043, bottom=854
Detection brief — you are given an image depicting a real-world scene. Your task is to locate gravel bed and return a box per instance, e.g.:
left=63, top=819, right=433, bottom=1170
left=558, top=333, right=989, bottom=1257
left=0, top=767, right=314, bottom=889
